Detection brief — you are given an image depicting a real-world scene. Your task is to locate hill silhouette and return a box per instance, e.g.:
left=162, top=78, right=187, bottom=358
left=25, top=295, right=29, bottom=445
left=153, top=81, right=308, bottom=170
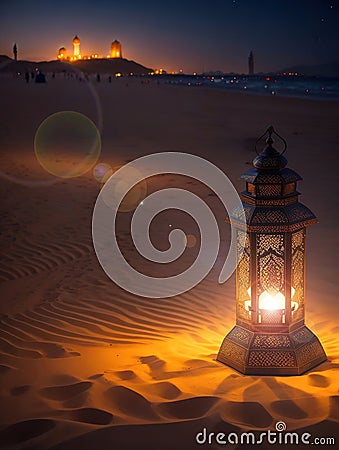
left=0, top=56, right=153, bottom=75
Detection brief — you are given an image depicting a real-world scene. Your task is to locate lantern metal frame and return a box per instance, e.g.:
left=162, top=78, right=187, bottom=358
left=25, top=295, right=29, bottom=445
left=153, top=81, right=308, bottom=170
left=217, top=127, right=327, bottom=375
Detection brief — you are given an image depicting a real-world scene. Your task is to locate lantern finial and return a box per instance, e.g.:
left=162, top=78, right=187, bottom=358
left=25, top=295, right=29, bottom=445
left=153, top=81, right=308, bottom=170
left=266, top=125, right=275, bottom=146
left=255, top=125, right=287, bottom=155
left=253, top=126, right=288, bottom=170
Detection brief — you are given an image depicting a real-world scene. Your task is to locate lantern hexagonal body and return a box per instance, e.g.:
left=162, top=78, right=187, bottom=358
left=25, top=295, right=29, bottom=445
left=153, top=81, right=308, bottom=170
left=217, top=128, right=327, bottom=375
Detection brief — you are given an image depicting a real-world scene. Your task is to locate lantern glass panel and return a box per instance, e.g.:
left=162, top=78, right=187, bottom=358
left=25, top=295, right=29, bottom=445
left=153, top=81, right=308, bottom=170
left=256, top=233, right=285, bottom=324
left=291, top=229, right=305, bottom=322
left=283, top=182, right=295, bottom=196
left=236, top=230, right=251, bottom=321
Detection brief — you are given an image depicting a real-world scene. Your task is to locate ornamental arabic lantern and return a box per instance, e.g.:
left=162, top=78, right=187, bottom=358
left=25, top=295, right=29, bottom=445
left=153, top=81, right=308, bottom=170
left=217, top=127, right=327, bottom=375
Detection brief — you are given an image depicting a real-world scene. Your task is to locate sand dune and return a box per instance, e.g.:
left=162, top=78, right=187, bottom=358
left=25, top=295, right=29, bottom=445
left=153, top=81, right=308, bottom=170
left=0, top=419, right=56, bottom=447
left=0, top=75, right=338, bottom=449
left=40, top=381, right=93, bottom=402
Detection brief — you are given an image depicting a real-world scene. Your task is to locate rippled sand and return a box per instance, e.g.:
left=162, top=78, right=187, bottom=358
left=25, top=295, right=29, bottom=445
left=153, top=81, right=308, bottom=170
left=0, top=75, right=338, bottom=449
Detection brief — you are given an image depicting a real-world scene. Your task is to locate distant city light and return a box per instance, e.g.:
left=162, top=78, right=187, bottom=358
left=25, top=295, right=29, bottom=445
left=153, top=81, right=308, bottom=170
left=57, top=36, right=123, bottom=62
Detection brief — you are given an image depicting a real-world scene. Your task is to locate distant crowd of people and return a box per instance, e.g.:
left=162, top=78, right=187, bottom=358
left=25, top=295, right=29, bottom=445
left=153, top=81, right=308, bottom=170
left=12, top=70, right=157, bottom=87
left=22, top=71, right=46, bottom=83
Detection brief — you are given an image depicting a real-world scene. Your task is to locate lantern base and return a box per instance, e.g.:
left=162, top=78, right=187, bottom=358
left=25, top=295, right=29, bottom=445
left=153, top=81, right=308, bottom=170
left=217, top=324, right=327, bottom=375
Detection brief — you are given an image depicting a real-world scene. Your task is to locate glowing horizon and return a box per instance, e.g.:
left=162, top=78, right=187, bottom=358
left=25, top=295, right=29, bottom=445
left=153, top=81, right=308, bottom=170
left=1, top=1, right=339, bottom=74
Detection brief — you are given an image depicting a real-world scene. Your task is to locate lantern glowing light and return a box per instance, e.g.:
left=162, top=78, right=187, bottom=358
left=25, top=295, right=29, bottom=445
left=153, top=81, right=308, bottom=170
left=245, top=287, right=297, bottom=311
left=217, top=127, right=327, bottom=375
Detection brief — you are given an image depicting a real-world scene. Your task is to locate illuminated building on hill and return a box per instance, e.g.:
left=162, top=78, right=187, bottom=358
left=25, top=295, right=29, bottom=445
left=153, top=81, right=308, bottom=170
left=57, top=36, right=123, bottom=61
left=73, top=35, right=81, bottom=59
left=58, top=47, right=67, bottom=60
left=110, top=40, right=122, bottom=58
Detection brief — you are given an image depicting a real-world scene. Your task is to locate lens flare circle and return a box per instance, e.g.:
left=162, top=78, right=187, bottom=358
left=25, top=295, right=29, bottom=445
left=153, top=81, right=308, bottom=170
left=101, top=166, right=147, bottom=212
left=93, top=163, right=113, bottom=184
left=92, top=152, right=245, bottom=298
left=0, top=74, right=103, bottom=187
left=186, top=234, right=197, bottom=248
left=34, top=111, right=101, bottom=178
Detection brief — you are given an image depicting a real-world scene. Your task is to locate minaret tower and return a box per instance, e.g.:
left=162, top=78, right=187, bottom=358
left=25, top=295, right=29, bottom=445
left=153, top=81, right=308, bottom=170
left=13, top=43, right=17, bottom=61
left=248, top=50, right=254, bottom=75
left=110, top=40, right=122, bottom=58
left=73, top=35, right=81, bottom=59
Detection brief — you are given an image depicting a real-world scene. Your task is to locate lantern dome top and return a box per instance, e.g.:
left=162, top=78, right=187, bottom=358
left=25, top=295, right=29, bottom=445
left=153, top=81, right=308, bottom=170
left=242, top=167, right=302, bottom=184
left=73, top=35, right=80, bottom=44
left=253, top=126, right=287, bottom=170
left=242, top=126, right=301, bottom=185
left=228, top=126, right=317, bottom=233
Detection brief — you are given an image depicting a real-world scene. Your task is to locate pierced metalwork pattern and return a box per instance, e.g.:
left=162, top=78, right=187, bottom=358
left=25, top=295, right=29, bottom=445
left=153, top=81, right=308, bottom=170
left=242, top=168, right=301, bottom=184
left=253, top=335, right=291, bottom=348
left=237, top=231, right=251, bottom=320
left=257, top=233, right=284, bottom=254
left=260, top=309, right=284, bottom=324
left=255, top=173, right=285, bottom=183
left=291, top=327, right=314, bottom=345
left=291, top=229, right=305, bottom=321
left=244, top=197, right=297, bottom=207
left=248, top=351, right=296, bottom=367
left=254, top=156, right=283, bottom=169
left=228, top=327, right=252, bottom=346
left=236, top=219, right=316, bottom=233
left=252, top=209, right=288, bottom=224
left=286, top=204, right=316, bottom=222
left=258, top=184, right=282, bottom=197
left=279, top=169, right=302, bottom=183
left=260, top=254, right=283, bottom=293
left=298, top=340, right=324, bottom=365
left=218, top=340, right=247, bottom=365
left=231, top=205, right=251, bottom=222
left=257, top=233, right=285, bottom=296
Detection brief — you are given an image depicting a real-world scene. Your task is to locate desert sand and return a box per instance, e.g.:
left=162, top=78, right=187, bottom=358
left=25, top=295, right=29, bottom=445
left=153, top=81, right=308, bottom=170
left=0, top=72, right=338, bottom=449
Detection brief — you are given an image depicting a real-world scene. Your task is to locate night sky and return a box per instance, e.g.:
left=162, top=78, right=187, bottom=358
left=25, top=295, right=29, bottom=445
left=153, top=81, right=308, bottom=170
left=1, top=0, right=338, bottom=73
